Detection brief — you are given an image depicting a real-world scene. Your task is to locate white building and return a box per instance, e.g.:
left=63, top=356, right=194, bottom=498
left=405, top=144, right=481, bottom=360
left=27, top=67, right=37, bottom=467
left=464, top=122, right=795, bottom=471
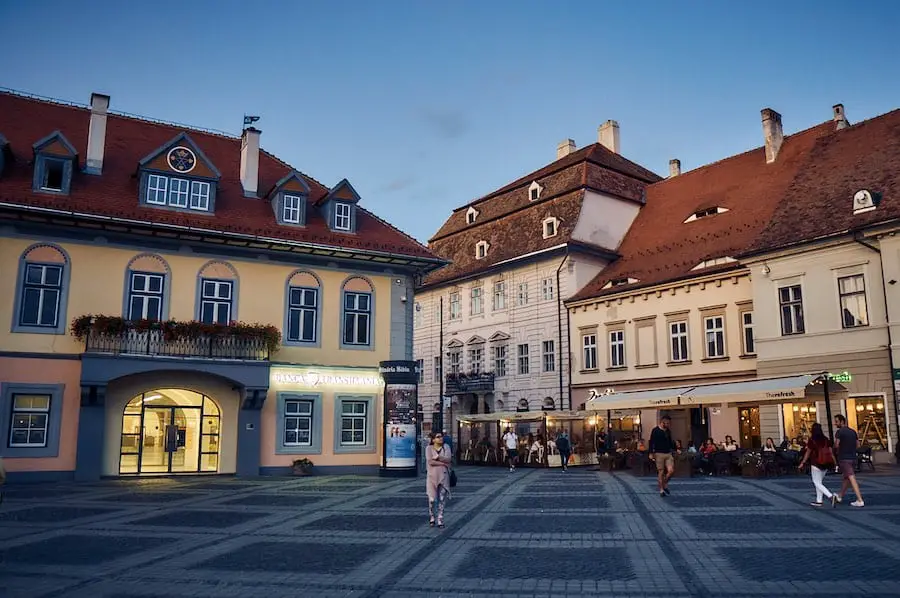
left=414, top=123, right=661, bottom=434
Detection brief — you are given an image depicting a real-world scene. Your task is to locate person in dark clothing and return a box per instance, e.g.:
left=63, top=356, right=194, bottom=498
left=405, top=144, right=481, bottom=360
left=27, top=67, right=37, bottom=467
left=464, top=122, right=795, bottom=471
left=556, top=431, right=571, bottom=471
left=649, top=415, right=675, bottom=497
left=834, top=414, right=865, bottom=507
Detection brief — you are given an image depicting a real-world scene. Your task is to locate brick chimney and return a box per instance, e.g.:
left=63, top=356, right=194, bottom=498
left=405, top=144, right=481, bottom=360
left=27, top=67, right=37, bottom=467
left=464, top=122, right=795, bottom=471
left=833, top=104, right=849, bottom=130
left=761, top=108, right=783, bottom=164
left=598, top=120, right=620, bottom=154
left=669, top=159, right=681, bottom=177
left=557, top=138, right=576, bottom=159
left=85, top=93, right=110, bottom=175
left=240, top=127, right=261, bottom=197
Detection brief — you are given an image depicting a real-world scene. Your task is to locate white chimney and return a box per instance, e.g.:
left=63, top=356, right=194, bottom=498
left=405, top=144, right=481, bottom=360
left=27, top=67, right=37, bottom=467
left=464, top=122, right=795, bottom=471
left=85, top=93, right=110, bottom=175
left=240, top=127, right=261, bottom=197
left=557, top=138, right=576, bottom=159
left=833, top=104, right=849, bottom=130
left=598, top=120, right=620, bottom=154
left=669, top=159, right=681, bottom=177
left=761, top=108, right=784, bottom=164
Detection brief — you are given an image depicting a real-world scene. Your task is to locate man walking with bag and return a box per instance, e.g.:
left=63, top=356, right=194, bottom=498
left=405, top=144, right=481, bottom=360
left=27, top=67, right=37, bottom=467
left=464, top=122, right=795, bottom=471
left=649, top=415, right=675, bottom=497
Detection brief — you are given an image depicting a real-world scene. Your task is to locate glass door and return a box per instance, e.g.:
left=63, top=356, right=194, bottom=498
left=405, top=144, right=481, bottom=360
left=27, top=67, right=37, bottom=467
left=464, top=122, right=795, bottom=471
left=141, top=407, right=172, bottom=473
left=739, top=405, right=762, bottom=449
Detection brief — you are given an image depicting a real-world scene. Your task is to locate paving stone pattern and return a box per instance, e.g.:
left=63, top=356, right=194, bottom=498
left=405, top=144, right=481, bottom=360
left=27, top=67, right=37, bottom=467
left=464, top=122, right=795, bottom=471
left=2, top=467, right=900, bottom=597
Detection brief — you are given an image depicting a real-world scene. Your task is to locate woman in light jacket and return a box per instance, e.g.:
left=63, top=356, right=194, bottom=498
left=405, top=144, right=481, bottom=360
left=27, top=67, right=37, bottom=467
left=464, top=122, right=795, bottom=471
left=426, top=432, right=452, bottom=528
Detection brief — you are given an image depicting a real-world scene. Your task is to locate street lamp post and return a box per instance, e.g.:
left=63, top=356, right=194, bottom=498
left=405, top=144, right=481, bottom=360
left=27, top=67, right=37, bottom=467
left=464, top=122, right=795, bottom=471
left=437, top=296, right=444, bottom=433
left=822, top=372, right=835, bottom=440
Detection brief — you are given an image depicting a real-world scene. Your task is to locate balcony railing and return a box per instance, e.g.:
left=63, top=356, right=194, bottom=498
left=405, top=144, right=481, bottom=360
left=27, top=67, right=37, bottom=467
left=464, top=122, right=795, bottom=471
left=83, top=329, right=270, bottom=361
left=445, top=372, right=495, bottom=394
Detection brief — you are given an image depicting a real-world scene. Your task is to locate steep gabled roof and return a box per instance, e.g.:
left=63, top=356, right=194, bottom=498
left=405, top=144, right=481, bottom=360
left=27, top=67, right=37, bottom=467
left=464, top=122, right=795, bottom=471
left=0, top=90, right=439, bottom=262
left=568, top=119, right=836, bottom=302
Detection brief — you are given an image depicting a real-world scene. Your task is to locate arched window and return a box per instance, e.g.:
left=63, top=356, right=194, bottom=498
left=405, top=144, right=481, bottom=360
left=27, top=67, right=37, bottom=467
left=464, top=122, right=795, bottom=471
left=341, top=276, right=374, bottom=348
left=517, top=398, right=529, bottom=412
left=542, top=397, right=556, bottom=411
left=196, top=260, right=239, bottom=324
left=124, top=253, right=171, bottom=321
left=13, top=243, right=71, bottom=334
left=284, top=270, right=321, bottom=345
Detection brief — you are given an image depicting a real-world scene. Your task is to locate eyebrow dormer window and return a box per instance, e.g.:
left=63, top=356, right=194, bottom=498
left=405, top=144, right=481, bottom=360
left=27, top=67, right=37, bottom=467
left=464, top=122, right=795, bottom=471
left=684, top=206, right=729, bottom=223
left=334, top=202, right=352, bottom=231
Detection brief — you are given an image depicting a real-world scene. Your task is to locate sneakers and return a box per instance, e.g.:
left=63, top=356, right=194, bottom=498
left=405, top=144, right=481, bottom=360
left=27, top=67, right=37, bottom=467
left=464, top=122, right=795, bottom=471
left=851, top=500, right=865, bottom=508
left=663, top=487, right=671, bottom=496
left=660, top=491, right=666, bottom=498
left=810, top=502, right=823, bottom=507
left=830, top=495, right=838, bottom=508
left=834, top=495, right=843, bottom=505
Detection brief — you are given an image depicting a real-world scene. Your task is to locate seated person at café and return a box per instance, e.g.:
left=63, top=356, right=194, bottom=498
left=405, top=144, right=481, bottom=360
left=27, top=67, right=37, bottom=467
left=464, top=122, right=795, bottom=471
left=674, top=439, right=685, bottom=454
left=789, top=437, right=804, bottom=451
left=698, top=438, right=717, bottom=474
left=763, top=437, right=778, bottom=452
left=779, top=436, right=791, bottom=450
left=722, top=436, right=739, bottom=451
left=637, top=438, right=647, bottom=451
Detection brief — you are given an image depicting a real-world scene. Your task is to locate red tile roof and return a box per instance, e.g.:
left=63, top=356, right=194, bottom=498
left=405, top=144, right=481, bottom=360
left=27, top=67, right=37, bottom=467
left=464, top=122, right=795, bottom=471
left=568, top=119, right=836, bottom=302
left=744, top=108, right=900, bottom=255
left=0, top=90, right=438, bottom=262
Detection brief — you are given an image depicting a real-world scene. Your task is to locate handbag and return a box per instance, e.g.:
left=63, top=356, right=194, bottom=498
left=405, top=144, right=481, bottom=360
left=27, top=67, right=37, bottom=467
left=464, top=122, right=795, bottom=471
left=817, top=444, right=836, bottom=468
left=449, top=468, right=458, bottom=487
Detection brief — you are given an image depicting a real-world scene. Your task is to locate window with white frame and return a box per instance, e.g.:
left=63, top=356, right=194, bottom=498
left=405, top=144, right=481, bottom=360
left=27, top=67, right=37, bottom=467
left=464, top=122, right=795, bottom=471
left=493, top=281, right=506, bottom=310
left=669, top=321, right=689, bottom=362
left=189, top=181, right=211, bottom=211
left=542, top=340, right=555, bottom=372
left=471, top=286, right=483, bottom=315
left=283, top=194, right=303, bottom=224
left=342, top=292, right=372, bottom=346
left=200, top=279, right=233, bottom=325
left=340, top=400, right=367, bottom=445
left=838, top=274, right=868, bottom=328
left=334, top=202, right=352, bottom=231
left=127, top=272, right=164, bottom=321
left=704, top=315, right=725, bottom=358
left=287, top=286, right=318, bottom=343
left=19, top=263, right=63, bottom=328
left=494, top=345, right=507, bottom=377
left=434, top=356, right=441, bottom=379
left=609, top=330, right=625, bottom=368
left=468, top=346, right=484, bottom=373
left=741, top=311, right=755, bottom=355
left=517, top=283, right=529, bottom=306
left=476, top=241, right=489, bottom=259
left=448, top=349, right=461, bottom=374
left=517, top=343, right=530, bottom=375
left=542, top=217, right=558, bottom=239
left=283, top=399, right=313, bottom=446
left=169, top=178, right=189, bottom=207
left=541, top=278, right=554, bottom=301
left=8, top=394, right=51, bottom=447
left=145, top=174, right=211, bottom=211
left=146, top=174, right=168, bottom=205
left=416, top=359, right=424, bottom=383
left=449, top=292, right=461, bottom=320
left=582, top=334, right=597, bottom=370
left=778, top=285, right=805, bottom=335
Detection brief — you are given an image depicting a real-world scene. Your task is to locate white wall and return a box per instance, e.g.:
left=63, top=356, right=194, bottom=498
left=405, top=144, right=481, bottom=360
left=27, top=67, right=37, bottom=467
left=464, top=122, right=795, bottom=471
left=571, top=190, right=641, bottom=251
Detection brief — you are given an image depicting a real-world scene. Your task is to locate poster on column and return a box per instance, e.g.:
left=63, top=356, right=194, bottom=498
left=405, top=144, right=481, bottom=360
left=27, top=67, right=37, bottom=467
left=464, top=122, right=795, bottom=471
left=384, top=383, right=417, bottom=468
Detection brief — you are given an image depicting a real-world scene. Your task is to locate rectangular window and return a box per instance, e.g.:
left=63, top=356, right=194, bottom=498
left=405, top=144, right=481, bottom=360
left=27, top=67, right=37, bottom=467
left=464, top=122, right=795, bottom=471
left=283, top=194, right=303, bottom=224
left=449, top=292, right=461, bottom=320
left=704, top=316, right=726, bottom=358
left=669, top=321, right=689, bottom=362
left=779, top=285, right=805, bottom=335
left=542, top=278, right=554, bottom=301
left=742, top=311, right=755, bottom=355
left=146, top=174, right=168, bottom=205
left=609, top=330, right=625, bottom=368
left=449, top=350, right=461, bottom=374
left=8, top=394, right=51, bottom=448
left=434, top=356, right=441, bottom=380
left=19, top=263, right=63, bottom=328
left=494, top=345, right=507, bottom=377
left=200, top=279, right=233, bottom=325
left=493, top=281, right=506, bottom=311
left=169, top=178, right=190, bottom=207
left=41, top=159, right=65, bottom=191
left=471, top=287, right=483, bottom=315
left=340, top=400, right=367, bottom=445
left=517, top=343, right=530, bottom=375
left=468, top=347, right=484, bottom=373
left=517, top=283, right=529, bottom=306
left=128, top=272, right=164, bottom=321
left=416, top=359, right=424, bottom=383
left=334, top=202, right=352, bottom=231
left=583, top=334, right=597, bottom=370
left=343, top=292, right=372, bottom=346
left=542, top=340, right=555, bottom=372
left=287, top=287, right=318, bottom=343
left=838, top=274, right=868, bottom=328
left=283, top=399, right=313, bottom=447
left=189, top=181, right=211, bottom=211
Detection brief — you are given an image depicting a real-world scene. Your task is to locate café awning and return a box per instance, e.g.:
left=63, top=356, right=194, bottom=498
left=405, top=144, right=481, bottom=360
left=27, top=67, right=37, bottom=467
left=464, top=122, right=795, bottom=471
left=586, top=386, right=691, bottom=412
left=678, top=374, right=847, bottom=407
left=459, top=410, right=594, bottom=424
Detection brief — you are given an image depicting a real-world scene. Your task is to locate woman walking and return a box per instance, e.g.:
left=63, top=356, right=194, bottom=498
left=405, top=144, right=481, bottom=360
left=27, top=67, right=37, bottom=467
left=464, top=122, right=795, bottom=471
left=426, top=432, right=452, bottom=528
left=798, top=423, right=837, bottom=507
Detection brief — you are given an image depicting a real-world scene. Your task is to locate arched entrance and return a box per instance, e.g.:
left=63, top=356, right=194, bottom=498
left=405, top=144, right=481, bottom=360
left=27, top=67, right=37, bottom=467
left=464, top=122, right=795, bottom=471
left=118, top=389, right=220, bottom=475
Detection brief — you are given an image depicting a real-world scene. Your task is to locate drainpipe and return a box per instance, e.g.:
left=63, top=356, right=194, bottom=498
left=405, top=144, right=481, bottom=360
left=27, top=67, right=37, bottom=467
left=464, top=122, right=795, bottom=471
left=555, top=250, right=569, bottom=411
left=853, top=233, right=899, bottom=456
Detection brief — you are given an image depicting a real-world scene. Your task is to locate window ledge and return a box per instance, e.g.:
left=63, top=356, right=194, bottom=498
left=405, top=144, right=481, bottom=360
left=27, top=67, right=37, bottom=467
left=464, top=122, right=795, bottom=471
left=635, top=363, right=659, bottom=369
left=579, top=368, right=600, bottom=374
left=283, top=340, right=321, bottom=348
left=666, top=360, right=692, bottom=367
left=606, top=366, right=627, bottom=372
left=701, top=356, right=730, bottom=363
left=781, top=331, right=806, bottom=337
left=340, top=344, right=375, bottom=352
left=274, top=446, right=322, bottom=455
left=739, top=353, right=757, bottom=360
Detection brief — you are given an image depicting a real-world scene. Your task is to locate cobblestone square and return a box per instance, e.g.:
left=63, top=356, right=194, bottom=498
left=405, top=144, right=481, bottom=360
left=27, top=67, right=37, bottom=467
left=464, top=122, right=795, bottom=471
left=2, top=467, right=900, bottom=597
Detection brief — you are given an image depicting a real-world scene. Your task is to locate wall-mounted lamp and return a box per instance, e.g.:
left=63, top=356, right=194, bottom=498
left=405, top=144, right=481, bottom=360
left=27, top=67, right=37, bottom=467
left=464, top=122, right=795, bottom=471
left=762, top=264, right=771, bottom=276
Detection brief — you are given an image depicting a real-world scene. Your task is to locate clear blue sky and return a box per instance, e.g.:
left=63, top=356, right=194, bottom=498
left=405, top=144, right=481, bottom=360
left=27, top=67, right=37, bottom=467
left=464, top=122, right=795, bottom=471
left=2, top=1, right=898, bottom=243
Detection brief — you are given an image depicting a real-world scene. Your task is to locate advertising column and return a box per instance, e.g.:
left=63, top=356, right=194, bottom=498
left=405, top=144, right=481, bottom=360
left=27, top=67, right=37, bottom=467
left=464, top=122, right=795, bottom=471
left=379, top=360, right=419, bottom=477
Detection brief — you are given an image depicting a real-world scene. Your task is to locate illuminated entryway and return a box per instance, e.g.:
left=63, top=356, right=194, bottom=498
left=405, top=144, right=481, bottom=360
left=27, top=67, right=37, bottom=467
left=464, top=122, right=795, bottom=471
left=119, top=389, right=220, bottom=475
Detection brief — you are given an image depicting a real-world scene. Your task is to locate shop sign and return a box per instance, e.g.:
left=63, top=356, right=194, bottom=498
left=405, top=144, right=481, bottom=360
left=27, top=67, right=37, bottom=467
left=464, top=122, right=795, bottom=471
left=765, top=390, right=798, bottom=399
left=827, top=371, right=852, bottom=383
left=270, top=366, right=383, bottom=389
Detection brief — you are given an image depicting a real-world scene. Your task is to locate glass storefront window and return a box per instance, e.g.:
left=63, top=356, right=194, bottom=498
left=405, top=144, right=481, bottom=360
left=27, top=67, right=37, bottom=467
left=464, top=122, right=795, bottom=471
left=739, top=405, right=762, bottom=449
left=782, top=402, right=817, bottom=444
left=847, top=396, right=888, bottom=451
left=610, top=414, right=641, bottom=449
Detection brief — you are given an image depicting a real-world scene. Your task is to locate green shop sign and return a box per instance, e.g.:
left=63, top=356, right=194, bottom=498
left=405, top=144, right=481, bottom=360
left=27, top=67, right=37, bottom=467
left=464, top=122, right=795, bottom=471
left=827, top=371, right=852, bottom=383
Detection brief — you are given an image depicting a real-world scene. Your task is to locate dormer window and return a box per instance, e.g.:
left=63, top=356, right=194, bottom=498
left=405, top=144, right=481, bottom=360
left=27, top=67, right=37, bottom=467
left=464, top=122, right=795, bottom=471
left=476, top=241, right=489, bottom=259
left=684, top=206, right=729, bottom=223
left=335, top=202, right=352, bottom=231
left=542, top=216, right=559, bottom=239
left=283, top=195, right=303, bottom=223
left=41, top=159, right=66, bottom=191
left=32, top=131, right=78, bottom=195
left=529, top=181, right=543, bottom=201
left=321, top=179, right=360, bottom=233
left=601, top=277, right=640, bottom=290
left=270, top=171, right=310, bottom=226
left=466, top=206, right=479, bottom=224
left=138, top=133, right=220, bottom=214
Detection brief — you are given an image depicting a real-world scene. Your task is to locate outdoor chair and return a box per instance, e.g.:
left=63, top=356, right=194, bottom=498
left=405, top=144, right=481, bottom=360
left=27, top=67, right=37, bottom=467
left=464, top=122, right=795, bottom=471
left=856, top=446, right=875, bottom=472
left=711, top=452, right=733, bottom=476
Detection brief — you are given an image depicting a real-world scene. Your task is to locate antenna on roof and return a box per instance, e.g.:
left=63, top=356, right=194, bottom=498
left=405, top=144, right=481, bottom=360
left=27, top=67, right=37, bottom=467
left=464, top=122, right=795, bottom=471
left=243, top=114, right=261, bottom=130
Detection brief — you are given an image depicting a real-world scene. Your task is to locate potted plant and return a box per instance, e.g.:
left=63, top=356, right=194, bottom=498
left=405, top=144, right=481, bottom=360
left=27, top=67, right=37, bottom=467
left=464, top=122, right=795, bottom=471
left=292, top=458, right=314, bottom=476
